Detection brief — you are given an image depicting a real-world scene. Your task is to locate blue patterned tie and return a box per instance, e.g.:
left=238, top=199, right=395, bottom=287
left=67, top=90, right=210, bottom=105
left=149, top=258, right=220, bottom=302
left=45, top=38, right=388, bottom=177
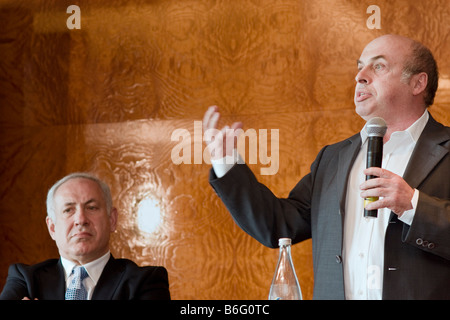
left=65, top=266, right=89, bottom=300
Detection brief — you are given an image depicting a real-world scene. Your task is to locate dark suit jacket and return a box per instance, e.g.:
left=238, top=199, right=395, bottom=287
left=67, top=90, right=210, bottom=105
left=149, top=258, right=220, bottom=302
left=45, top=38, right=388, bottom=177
left=0, top=255, right=170, bottom=300
left=210, top=114, right=450, bottom=300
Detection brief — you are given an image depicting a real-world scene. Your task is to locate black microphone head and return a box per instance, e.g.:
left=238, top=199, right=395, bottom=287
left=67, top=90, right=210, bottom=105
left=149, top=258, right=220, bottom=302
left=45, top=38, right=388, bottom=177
left=366, top=117, right=387, bottom=137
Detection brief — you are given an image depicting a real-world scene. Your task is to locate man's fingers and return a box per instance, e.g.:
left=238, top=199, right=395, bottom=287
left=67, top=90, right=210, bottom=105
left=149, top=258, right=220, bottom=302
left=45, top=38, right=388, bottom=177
left=363, top=167, right=390, bottom=178
left=209, top=112, right=220, bottom=130
left=360, top=167, right=415, bottom=215
left=202, top=106, right=245, bottom=160
left=360, top=177, right=385, bottom=190
left=364, top=198, right=387, bottom=211
left=203, top=105, right=219, bottom=131
left=231, top=121, right=243, bottom=131
left=361, top=187, right=385, bottom=199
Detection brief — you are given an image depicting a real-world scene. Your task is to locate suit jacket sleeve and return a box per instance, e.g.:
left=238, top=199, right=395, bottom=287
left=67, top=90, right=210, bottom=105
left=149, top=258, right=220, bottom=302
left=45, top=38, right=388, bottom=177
left=209, top=146, right=328, bottom=248
left=0, top=264, right=30, bottom=300
left=402, top=190, right=450, bottom=260
left=400, top=120, right=450, bottom=261
left=134, top=266, right=171, bottom=300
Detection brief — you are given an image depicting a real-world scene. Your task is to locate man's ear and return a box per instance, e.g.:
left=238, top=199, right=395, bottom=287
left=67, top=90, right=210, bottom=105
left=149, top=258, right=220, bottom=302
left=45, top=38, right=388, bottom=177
left=109, top=207, right=118, bottom=233
left=46, top=216, right=56, bottom=240
left=411, top=72, right=428, bottom=96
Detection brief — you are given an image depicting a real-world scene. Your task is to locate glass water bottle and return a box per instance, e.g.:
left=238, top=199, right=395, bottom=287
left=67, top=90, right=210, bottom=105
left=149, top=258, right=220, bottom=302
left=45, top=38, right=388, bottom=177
left=268, top=238, right=302, bottom=300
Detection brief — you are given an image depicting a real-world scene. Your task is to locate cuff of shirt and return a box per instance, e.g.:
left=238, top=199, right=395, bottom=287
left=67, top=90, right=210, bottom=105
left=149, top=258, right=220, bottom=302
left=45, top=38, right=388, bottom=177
left=398, top=188, right=419, bottom=226
left=211, top=149, right=242, bottom=178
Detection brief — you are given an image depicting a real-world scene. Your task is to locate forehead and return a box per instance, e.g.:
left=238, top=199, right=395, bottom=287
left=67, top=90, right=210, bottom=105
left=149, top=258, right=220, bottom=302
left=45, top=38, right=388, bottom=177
left=54, top=178, right=104, bottom=203
left=359, top=36, right=411, bottom=64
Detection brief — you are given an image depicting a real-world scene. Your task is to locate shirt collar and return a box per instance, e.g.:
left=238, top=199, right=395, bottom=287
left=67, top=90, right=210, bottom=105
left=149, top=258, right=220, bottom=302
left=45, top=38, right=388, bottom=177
left=360, top=110, right=429, bottom=144
left=60, top=251, right=111, bottom=285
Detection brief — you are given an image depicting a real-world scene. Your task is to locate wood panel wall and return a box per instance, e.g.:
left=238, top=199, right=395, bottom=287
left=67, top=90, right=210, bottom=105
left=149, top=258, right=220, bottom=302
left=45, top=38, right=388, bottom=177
left=0, top=0, right=449, bottom=300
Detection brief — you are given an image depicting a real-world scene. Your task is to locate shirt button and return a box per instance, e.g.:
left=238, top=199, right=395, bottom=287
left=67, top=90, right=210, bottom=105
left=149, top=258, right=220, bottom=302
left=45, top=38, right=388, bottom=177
left=335, top=255, right=342, bottom=264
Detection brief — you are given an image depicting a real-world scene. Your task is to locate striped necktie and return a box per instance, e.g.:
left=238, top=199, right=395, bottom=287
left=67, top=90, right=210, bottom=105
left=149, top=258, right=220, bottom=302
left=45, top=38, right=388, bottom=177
left=65, top=266, right=89, bottom=300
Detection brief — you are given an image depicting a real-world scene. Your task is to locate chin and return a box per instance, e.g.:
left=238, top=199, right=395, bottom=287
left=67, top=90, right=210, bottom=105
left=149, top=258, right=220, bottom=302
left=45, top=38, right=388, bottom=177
left=73, top=242, right=95, bottom=256
left=355, top=104, right=376, bottom=121
left=355, top=108, right=370, bottom=120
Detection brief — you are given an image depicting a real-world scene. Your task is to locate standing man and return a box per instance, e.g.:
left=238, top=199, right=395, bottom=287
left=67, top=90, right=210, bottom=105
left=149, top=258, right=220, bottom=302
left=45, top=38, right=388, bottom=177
left=203, top=34, right=449, bottom=299
left=0, top=172, right=171, bottom=300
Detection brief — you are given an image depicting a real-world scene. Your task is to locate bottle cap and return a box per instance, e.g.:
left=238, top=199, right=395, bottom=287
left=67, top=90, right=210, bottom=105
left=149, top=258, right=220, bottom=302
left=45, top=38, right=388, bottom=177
left=278, top=238, right=291, bottom=246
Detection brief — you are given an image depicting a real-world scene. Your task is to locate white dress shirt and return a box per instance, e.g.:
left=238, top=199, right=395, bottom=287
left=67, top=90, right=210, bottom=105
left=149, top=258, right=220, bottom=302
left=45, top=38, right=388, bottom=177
left=60, top=251, right=111, bottom=300
left=211, top=110, right=429, bottom=300
left=343, top=110, right=428, bottom=299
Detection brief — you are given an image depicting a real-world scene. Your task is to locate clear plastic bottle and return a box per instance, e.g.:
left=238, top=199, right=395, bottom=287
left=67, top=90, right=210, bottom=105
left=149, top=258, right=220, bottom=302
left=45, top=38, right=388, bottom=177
left=268, top=238, right=302, bottom=300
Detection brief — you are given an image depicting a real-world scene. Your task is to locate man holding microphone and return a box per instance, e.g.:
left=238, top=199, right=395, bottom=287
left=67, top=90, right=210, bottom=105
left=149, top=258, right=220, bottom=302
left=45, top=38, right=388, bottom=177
left=203, top=34, right=449, bottom=299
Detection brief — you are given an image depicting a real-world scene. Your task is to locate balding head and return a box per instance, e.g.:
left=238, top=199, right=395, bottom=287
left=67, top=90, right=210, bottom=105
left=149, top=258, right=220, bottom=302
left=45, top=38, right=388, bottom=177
left=364, top=35, right=438, bottom=107
left=355, top=34, right=437, bottom=128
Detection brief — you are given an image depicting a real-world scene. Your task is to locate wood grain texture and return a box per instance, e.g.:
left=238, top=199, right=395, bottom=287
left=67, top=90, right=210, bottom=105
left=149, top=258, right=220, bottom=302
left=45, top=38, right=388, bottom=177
left=0, top=0, right=449, bottom=300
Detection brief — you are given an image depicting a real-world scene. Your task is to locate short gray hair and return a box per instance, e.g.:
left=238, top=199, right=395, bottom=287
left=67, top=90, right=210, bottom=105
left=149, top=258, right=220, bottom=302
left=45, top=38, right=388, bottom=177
left=46, top=172, right=113, bottom=221
left=402, top=40, right=439, bottom=107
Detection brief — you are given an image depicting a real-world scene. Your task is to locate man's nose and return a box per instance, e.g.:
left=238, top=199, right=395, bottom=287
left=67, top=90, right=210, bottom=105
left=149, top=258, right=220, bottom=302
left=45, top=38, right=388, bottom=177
left=74, top=208, right=89, bottom=226
left=355, top=66, right=370, bottom=84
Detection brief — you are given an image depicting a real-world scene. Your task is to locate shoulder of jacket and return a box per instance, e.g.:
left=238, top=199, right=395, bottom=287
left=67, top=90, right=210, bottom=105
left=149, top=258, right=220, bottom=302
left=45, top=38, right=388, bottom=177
left=9, top=259, right=60, bottom=275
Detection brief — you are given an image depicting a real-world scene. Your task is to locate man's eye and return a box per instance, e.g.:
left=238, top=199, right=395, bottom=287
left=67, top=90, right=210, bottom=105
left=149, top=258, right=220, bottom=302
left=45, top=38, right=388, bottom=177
left=374, top=63, right=384, bottom=70
left=87, top=206, right=99, bottom=211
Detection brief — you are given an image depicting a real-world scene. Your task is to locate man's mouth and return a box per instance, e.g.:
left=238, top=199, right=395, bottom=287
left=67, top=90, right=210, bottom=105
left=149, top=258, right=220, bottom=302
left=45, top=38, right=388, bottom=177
left=72, top=232, right=93, bottom=240
left=355, top=91, right=372, bottom=102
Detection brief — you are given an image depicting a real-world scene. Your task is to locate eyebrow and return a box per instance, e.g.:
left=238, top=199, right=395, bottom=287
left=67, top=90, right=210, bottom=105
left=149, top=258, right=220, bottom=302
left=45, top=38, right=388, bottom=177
left=63, top=199, right=98, bottom=207
left=357, top=55, right=387, bottom=66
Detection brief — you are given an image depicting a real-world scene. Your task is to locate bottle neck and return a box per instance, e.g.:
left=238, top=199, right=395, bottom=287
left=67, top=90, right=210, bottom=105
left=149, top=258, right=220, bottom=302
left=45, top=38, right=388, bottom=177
left=278, top=244, right=292, bottom=266
left=280, top=244, right=291, bottom=255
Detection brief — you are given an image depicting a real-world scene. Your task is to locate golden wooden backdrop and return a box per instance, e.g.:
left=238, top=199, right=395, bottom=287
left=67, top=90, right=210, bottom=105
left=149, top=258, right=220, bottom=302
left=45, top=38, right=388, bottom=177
left=0, top=0, right=449, bottom=300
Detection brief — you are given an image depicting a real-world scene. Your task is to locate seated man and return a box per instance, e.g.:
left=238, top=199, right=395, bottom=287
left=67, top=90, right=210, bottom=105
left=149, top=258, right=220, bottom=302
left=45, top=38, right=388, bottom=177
left=0, top=173, right=170, bottom=300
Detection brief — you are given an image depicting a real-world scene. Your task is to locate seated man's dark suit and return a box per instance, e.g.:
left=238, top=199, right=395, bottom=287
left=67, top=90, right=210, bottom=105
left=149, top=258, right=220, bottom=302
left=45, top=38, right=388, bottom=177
left=0, top=255, right=170, bottom=300
left=209, top=115, right=450, bottom=300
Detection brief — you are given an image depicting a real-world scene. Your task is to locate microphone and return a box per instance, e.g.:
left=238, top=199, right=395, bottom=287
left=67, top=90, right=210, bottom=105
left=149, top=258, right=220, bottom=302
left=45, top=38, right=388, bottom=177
left=364, top=117, right=387, bottom=218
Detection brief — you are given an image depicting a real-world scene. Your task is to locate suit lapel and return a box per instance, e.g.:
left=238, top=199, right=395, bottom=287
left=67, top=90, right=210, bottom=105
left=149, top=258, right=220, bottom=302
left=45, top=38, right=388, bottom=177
left=402, top=115, right=449, bottom=188
left=335, top=115, right=448, bottom=225
left=91, top=255, right=125, bottom=300
left=337, top=133, right=362, bottom=219
left=38, top=260, right=66, bottom=300
left=389, top=115, right=448, bottom=222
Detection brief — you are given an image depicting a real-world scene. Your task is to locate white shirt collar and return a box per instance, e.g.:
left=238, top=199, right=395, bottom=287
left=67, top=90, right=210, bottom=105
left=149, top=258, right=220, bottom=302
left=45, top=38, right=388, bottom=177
left=60, top=251, right=111, bottom=285
left=360, top=110, right=429, bottom=144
